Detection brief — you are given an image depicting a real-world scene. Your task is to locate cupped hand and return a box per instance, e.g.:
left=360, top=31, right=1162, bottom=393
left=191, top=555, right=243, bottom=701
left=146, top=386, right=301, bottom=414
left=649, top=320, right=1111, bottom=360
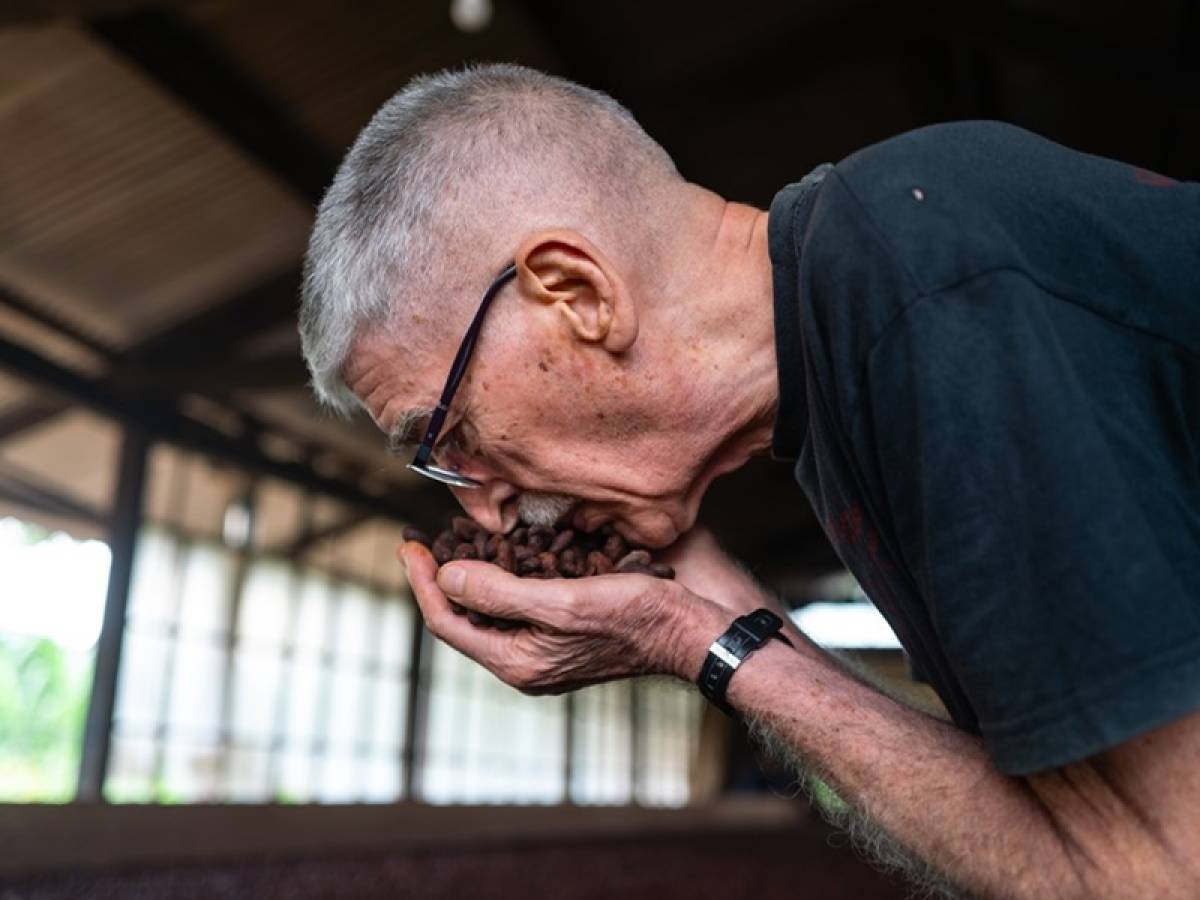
left=400, top=541, right=726, bottom=693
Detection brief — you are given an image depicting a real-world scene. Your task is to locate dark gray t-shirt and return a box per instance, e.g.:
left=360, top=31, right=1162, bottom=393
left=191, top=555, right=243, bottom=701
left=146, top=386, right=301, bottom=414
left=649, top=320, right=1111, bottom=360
left=769, top=121, right=1200, bottom=775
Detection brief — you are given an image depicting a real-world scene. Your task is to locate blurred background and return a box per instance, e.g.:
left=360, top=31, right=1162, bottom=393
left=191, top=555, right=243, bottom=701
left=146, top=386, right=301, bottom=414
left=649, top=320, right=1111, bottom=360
left=0, top=1, right=1195, bottom=897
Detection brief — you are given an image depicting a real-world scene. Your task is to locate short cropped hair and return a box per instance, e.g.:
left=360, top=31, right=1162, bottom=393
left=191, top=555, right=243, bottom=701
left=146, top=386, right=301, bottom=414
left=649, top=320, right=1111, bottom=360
left=299, top=63, right=680, bottom=415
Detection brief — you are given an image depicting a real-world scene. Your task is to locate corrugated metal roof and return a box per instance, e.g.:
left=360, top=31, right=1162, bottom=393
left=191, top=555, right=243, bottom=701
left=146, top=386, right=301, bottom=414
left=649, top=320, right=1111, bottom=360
left=0, top=24, right=310, bottom=350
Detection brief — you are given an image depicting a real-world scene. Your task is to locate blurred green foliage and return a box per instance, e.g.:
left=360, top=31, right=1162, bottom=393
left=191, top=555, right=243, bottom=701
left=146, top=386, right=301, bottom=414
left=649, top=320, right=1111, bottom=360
left=0, top=635, right=91, bottom=802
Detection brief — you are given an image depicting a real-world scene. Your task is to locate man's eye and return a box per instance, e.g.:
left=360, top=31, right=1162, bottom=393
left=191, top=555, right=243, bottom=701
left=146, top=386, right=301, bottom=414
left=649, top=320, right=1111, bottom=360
left=434, top=424, right=472, bottom=461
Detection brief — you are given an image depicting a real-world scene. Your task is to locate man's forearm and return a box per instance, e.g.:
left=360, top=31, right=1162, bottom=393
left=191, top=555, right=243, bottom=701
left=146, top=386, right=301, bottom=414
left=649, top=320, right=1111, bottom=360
left=673, top=602, right=1093, bottom=899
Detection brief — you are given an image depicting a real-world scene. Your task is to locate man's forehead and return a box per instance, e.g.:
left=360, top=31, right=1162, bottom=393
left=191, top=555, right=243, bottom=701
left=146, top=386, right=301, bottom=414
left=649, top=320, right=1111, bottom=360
left=343, top=328, right=438, bottom=403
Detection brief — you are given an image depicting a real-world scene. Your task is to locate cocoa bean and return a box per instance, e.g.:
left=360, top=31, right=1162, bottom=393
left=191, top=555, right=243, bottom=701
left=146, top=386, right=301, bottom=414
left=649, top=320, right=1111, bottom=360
left=549, top=529, right=575, bottom=554
left=603, top=533, right=626, bottom=562
left=421, top=517, right=673, bottom=583
left=431, top=534, right=456, bottom=564
left=466, top=610, right=492, bottom=628
left=495, top=540, right=515, bottom=572
left=527, top=530, right=551, bottom=553
left=452, top=516, right=480, bottom=540
left=615, top=549, right=651, bottom=570
left=618, top=562, right=657, bottom=576
left=537, top=551, right=559, bottom=576
left=402, top=526, right=430, bottom=546
left=586, top=551, right=613, bottom=576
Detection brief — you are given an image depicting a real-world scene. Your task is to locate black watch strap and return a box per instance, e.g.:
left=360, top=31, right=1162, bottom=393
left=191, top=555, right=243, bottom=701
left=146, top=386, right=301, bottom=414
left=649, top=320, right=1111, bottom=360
left=697, top=608, right=792, bottom=716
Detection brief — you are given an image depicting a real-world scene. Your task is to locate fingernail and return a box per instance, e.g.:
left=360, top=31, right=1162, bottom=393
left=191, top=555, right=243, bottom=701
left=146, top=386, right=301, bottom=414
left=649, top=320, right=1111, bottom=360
left=438, top=564, right=465, bottom=595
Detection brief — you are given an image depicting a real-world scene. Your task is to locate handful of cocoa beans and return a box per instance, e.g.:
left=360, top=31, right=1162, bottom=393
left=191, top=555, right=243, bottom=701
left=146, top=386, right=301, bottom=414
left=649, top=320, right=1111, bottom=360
left=402, top=517, right=675, bottom=630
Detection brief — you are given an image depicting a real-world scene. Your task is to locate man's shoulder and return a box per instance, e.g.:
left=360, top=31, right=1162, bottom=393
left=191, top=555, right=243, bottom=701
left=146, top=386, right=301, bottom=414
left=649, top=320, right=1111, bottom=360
left=811, top=121, right=1200, bottom=353
left=819, top=121, right=1064, bottom=269
left=800, top=123, right=1052, bottom=289
left=792, top=122, right=1048, bottom=333
left=844, top=119, right=1042, bottom=165
left=835, top=120, right=1056, bottom=198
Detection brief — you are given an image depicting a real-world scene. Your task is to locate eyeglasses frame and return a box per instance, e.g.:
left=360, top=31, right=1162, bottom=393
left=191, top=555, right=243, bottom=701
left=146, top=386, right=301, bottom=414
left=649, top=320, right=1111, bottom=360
left=406, top=262, right=518, bottom=488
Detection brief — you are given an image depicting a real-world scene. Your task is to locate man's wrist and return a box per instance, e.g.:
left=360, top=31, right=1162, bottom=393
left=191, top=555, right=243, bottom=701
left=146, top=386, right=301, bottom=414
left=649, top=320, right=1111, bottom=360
left=666, top=595, right=732, bottom=682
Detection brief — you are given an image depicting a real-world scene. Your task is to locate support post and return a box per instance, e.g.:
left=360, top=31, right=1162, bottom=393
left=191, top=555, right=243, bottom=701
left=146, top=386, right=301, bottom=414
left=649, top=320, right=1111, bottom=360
left=630, top=678, right=643, bottom=805
left=77, top=427, right=151, bottom=801
left=401, top=621, right=430, bottom=800
left=562, top=692, right=576, bottom=804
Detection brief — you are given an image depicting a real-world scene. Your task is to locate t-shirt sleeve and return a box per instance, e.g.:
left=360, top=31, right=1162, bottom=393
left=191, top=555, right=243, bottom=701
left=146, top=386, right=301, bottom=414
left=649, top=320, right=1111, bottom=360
left=861, top=270, right=1200, bottom=775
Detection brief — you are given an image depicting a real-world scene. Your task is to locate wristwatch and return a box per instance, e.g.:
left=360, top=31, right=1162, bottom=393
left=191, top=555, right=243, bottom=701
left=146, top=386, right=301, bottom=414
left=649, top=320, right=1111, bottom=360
left=697, top=609, right=792, bottom=716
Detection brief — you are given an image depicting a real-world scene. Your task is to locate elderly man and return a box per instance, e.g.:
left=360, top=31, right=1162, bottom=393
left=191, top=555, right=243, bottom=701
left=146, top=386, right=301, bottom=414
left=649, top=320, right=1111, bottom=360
left=300, top=65, right=1200, bottom=897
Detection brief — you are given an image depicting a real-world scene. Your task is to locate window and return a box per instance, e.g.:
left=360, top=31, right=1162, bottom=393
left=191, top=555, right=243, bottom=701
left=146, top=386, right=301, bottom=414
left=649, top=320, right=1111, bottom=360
left=3, top=437, right=713, bottom=811
left=0, top=519, right=110, bottom=802
left=106, top=526, right=415, bottom=803
left=422, top=638, right=566, bottom=804
left=634, top=679, right=703, bottom=807
left=569, top=681, right=633, bottom=804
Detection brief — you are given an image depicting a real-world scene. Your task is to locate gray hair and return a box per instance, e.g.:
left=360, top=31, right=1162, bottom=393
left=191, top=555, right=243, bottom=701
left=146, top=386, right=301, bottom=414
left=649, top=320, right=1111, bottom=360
left=300, top=63, right=680, bottom=416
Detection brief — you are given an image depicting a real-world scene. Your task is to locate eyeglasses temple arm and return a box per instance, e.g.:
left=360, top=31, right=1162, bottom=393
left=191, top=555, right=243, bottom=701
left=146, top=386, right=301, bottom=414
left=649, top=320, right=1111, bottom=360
left=411, top=263, right=518, bottom=467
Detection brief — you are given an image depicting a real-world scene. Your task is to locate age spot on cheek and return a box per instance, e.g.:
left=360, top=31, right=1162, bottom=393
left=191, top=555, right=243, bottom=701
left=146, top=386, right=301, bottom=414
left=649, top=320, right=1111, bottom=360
left=537, top=361, right=549, bottom=373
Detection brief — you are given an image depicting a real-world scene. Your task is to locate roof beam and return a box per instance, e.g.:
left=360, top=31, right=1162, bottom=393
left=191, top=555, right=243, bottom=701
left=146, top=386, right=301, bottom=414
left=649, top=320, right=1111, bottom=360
left=89, top=10, right=336, bottom=205
left=121, top=268, right=302, bottom=367
left=281, top=509, right=375, bottom=559
left=111, top=353, right=310, bottom=394
left=0, top=9, right=329, bottom=444
left=0, top=268, right=301, bottom=443
left=0, top=331, right=451, bottom=533
left=0, top=400, right=67, bottom=443
left=0, top=462, right=108, bottom=526
left=0, top=284, right=117, bottom=362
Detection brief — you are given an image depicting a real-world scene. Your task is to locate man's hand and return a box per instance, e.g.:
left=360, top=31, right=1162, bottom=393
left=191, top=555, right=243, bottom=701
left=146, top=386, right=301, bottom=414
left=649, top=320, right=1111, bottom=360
left=400, top=540, right=727, bottom=692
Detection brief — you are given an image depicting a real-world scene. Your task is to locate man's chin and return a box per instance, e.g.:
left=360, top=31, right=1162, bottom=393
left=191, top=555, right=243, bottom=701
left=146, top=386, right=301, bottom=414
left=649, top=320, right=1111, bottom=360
left=612, top=518, right=679, bottom=550
left=570, top=509, right=681, bottom=548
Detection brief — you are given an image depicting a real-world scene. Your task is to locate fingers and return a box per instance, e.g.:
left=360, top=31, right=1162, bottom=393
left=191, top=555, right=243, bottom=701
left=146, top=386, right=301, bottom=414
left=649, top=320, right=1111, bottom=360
left=401, top=542, right=557, bottom=691
left=434, top=559, right=566, bottom=621
left=400, top=542, right=512, bottom=656
left=399, top=541, right=698, bottom=692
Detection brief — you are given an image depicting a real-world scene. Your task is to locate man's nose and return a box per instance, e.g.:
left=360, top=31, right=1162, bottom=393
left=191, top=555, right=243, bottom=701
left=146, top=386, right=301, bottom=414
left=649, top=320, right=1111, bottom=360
left=451, top=478, right=518, bottom=534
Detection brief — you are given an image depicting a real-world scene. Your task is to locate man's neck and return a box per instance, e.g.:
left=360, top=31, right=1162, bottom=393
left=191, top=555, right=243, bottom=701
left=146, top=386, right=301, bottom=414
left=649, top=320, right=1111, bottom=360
left=651, top=187, right=781, bottom=469
left=701, top=195, right=779, bottom=458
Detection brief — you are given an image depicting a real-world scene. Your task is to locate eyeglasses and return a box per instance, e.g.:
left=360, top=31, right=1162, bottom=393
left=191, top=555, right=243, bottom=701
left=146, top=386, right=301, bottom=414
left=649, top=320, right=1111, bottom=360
left=407, top=262, right=518, bottom=488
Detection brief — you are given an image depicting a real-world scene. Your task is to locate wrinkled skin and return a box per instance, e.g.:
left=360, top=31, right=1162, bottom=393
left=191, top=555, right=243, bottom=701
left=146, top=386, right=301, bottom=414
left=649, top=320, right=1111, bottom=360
left=399, top=523, right=787, bottom=694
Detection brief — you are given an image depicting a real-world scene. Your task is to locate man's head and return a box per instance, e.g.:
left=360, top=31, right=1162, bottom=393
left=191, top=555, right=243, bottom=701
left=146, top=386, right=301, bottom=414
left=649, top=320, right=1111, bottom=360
left=301, top=64, right=778, bottom=547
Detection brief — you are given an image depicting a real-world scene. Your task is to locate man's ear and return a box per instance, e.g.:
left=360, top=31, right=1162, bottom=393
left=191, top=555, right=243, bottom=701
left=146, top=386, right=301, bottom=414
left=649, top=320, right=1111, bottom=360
left=514, top=230, right=638, bottom=352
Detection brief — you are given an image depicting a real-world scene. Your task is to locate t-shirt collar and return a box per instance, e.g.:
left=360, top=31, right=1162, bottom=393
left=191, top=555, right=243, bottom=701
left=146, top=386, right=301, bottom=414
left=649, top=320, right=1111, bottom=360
left=768, top=163, right=832, bottom=461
